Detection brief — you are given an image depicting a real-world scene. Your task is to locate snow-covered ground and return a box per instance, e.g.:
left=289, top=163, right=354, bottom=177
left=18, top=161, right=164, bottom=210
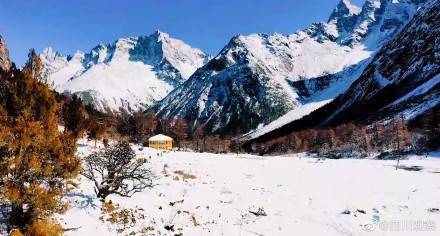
left=60, top=140, right=440, bottom=236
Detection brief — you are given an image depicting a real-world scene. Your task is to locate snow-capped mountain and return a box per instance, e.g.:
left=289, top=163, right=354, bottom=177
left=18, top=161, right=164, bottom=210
left=155, top=0, right=427, bottom=136
left=321, top=0, right=439, bottom=125
left=40, top=31, right=210, bottom=112
left=247, top=0, right=439, bottom=145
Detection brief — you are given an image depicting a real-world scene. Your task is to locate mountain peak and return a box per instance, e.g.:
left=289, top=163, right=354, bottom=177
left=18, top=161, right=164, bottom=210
left=41, top=47, right=65, bottom=61
left=39, top=31, right=209, bottom=112
left=42, top=46, right=55, bottom=56
left=151, top=30, right=170, bottom=42
left=328, top=0, right=361, bottom=22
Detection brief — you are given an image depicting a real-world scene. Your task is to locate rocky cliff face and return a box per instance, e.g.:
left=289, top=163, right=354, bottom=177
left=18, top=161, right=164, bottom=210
left=0, top=35, right=11, bottom=72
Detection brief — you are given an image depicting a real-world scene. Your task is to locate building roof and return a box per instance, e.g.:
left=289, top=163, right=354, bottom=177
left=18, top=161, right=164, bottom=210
left=148, top=134, right=173, bottom=141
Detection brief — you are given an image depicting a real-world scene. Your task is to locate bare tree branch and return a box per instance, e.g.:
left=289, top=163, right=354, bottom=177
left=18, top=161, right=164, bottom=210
left=81, top=142, right=154, bottom=200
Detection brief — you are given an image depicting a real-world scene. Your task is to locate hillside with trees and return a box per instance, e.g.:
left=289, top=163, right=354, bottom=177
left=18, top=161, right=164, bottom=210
left=0, top=51, right=80, bottom=235
left=0, top=0, right=439, bottom=235
left=246, top=1, right=440, bottom=155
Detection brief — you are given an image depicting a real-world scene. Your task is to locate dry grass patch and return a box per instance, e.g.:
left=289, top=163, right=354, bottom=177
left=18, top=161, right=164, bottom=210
left=173, top=170, right=197, bottom=180
left=99, top=201, right=149, bottom=234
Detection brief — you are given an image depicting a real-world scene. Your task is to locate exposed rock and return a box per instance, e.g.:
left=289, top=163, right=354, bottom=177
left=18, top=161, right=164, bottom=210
left=0, top=35, right=11, bottom=72
left=247, top=0, right=439, bottom=150
left=39, top=31, right=210, bottom=112
left=155, top=0, right=427, bottom=136
left=428, top=208, right=439, bottom=213
left=341, top=209, right=351, bottom=214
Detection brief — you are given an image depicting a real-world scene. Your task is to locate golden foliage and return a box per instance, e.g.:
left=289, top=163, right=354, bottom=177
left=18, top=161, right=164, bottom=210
left=0, top=61, right=80, bottom=232
left=26, top=220, right=63, bottom=236
left=9, top=229, right=24, bottom=236
left=101, top=201, right=117, bottom=214
left=99, top=203, right=150, bottom=234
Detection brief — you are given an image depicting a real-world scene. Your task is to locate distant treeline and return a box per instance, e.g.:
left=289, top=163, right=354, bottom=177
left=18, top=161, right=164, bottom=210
left=62, top=89, right=439, bottom=157
left=60, top=96, right=238, bottom=154
left=246, top=109, right=440, bottom=156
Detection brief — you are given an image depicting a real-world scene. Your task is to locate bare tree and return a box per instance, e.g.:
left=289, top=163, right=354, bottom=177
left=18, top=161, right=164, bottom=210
left=82, top=142, right=154, bottom=200
left=230, top=139, right=242, bottom=155
left=172, top=118, right=190, bottom=150
left=194, top=125, right=206, bottom=152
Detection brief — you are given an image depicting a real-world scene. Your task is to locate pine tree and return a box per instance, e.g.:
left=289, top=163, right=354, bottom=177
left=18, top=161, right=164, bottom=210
left=63, top=94, right=87, bottom=137
left=87, top=116, right=106, bottom=148
left=0, top=57, right=80, bottom=234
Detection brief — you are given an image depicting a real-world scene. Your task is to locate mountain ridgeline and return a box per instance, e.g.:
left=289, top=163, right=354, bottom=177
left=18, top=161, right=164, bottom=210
left=37, top=0, right=439, bottom=141
left=40, top=31, right=210, bottom=112
left=246, top=0, right=439, bottom=152
left=154, top=0, right=430, bottom=136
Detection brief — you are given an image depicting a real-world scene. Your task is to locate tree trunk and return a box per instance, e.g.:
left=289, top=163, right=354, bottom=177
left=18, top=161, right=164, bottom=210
left=9, top=203, right=30, bottom=229
left=97, top=188, right=110, bottom=201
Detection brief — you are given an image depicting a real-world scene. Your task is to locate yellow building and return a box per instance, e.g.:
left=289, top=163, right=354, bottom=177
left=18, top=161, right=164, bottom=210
left=148, top=134, right=173, bottom=150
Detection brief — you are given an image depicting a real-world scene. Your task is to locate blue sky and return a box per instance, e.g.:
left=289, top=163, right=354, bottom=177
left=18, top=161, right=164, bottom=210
left=0, top=0, right=365, bottom=66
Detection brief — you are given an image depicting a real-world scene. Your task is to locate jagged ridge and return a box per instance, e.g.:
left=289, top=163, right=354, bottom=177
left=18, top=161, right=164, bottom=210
left=40, top=31, right=210, bottom=112
left=155, top=0, right=427, bottom=136
left=247, top=0, right=439, bottom=147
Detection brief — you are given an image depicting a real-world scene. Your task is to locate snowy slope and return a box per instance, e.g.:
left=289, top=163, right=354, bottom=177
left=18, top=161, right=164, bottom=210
left=381, top=74, right=440, bottom=121
left=244, top=57, right=372, bottom=140
left=155, top=0, right=427, bottom=136
left=248, top=0, right=439, bottom=146
left=320, top=0, right=440, bottom=125
left=58, top=139, right=440, bottom=235
left=40, top=31, right=210, bottom=112
left=243, top=100, right=332, bottom=140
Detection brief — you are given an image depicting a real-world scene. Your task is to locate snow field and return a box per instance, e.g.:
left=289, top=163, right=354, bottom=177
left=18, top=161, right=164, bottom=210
left=62, top=140, right=440, bottom=235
